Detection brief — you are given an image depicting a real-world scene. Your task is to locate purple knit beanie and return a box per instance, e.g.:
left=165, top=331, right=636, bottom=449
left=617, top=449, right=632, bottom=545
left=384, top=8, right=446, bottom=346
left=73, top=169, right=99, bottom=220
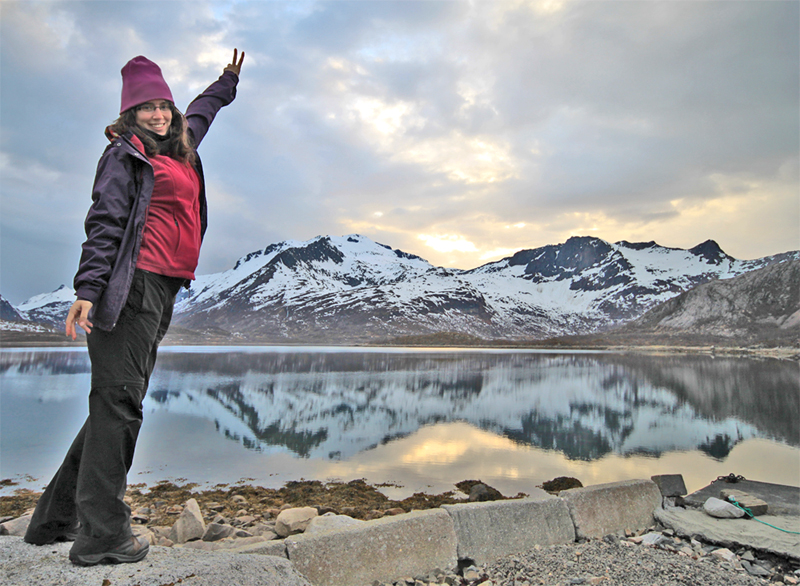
left=119, top=56, right=174, bottom=114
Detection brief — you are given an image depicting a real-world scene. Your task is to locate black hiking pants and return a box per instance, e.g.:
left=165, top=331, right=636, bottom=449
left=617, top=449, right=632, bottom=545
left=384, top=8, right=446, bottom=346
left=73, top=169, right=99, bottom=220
left=24, top=269, right=183, bottom=554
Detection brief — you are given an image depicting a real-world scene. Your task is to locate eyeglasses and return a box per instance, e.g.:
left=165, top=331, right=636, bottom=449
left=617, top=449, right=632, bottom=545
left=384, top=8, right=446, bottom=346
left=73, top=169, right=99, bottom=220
left=137, top=102, right=172, bottom=113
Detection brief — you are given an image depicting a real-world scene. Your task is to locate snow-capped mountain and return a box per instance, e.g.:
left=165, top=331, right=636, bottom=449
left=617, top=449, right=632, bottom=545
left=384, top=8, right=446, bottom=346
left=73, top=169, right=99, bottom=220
left=172, top=234, right=798, bottom=342
left=621, top=258, right=800, bottom=343
left=4, top=234, right=798, bottom=343
left=15, top=284, right=76, bottom=330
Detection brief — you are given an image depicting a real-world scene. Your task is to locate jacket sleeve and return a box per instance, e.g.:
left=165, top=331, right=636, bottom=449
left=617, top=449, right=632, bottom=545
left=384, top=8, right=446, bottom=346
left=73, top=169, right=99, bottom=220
left=73, top=146, right=137, bottom=304
left=185, top=70, right=239, bottom=148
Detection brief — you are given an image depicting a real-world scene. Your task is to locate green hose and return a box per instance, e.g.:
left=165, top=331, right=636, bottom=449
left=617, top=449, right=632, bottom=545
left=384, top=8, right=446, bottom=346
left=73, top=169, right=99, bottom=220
left=726, top=496, right=800, bottom=535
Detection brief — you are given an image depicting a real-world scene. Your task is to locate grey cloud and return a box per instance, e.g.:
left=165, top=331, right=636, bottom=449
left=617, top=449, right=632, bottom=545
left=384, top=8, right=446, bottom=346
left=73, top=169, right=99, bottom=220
left=1, top=0, right=797, bottom=304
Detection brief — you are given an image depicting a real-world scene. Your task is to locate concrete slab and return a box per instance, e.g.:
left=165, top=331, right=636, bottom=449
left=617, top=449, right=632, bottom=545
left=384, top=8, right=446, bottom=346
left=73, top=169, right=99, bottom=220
left=561, top=479, right=662, bottom=540
left=651, top=474, right=687, bottom=497
left=0, top=537, right=312, bottom=586
left=285, top=508, right=457, bottom=586
left=442, top=495, right=575, bottom=565
left=683, top=479, right=800, bottom=516
left=655, top=505, right=800, bottom=561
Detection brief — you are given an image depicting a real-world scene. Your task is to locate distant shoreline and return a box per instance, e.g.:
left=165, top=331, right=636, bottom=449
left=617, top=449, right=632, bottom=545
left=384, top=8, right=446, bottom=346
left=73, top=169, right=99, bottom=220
left=1, top=329, right=797, bottom=361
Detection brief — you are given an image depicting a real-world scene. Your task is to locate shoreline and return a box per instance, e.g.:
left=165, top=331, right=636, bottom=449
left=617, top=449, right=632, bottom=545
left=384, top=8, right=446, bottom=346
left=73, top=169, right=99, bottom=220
left=2, top=334, right=798, bottom=361
left=2, top=476, right=798, bottom=586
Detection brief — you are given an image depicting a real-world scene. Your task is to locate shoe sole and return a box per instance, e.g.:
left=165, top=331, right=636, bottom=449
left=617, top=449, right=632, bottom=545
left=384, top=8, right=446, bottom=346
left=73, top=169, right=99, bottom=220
left=70, top=544, right=149, bottom=566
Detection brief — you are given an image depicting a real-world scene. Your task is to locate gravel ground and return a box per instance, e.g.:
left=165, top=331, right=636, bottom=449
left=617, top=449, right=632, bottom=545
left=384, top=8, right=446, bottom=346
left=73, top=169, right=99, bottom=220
left=383, top=532, right=800, bottom=586
left=476, top=538, right=787, bottom=586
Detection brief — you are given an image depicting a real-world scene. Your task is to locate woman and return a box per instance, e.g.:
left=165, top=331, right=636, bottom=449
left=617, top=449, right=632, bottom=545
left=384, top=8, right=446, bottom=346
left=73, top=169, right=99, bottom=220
left=24, top=49, right=245, bottom=566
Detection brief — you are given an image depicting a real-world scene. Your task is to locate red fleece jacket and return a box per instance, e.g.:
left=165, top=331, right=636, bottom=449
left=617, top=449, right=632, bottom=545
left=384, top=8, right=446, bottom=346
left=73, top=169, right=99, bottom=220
left=135, top=149, right=202, bottom=280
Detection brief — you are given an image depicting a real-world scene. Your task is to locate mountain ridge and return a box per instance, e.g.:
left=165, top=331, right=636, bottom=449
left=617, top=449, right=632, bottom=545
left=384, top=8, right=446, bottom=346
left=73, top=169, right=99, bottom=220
left=5, top=235, right=798, bottom=345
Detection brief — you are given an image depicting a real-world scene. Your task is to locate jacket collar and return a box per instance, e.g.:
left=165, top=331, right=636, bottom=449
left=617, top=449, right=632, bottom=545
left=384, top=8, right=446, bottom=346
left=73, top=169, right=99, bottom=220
left=105, top=126, right=147, bottom=159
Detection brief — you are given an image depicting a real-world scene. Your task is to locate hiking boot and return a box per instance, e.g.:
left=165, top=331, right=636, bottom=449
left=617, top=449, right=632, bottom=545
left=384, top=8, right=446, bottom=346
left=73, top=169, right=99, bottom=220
left=69, top=535, right=149, bottom=566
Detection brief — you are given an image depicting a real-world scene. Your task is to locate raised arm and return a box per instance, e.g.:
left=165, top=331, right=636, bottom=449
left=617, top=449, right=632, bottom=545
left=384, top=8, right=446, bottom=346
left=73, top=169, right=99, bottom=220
left=185, top=49, right=244, bottom=147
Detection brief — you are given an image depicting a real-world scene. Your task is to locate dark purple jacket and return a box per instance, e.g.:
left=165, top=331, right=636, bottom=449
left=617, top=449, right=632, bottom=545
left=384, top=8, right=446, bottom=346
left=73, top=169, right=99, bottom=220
left=74, top=70, right=239, bottom=331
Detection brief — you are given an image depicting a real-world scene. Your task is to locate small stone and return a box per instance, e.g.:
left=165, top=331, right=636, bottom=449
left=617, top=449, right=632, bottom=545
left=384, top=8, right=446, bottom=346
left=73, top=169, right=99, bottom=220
left=150, top=526, right=171, bottom=539
left=627, top=535, right=644, bottom=544
left=384, top=507, right=406, bottom=516
left=166, top=504, right=183, bottom=515
left=207, top=502, right=225, bottom=512
left=235, top=514, right=256, bottom=525
left=786, top=575, right=800, bottom=585
left=710, top=547, right=737, bottom=563
left=463, top=566, right=480, bottom=581
left=231, top=495, right=248, bottom=505
left=640, top=533, right=666, bottom=546
left=131, top=513, right=149, bottom=524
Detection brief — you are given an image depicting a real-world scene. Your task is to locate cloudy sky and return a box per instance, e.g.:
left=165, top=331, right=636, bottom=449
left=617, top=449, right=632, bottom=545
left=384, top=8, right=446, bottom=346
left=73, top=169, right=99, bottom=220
left=1, top=0, right=798, bottom=304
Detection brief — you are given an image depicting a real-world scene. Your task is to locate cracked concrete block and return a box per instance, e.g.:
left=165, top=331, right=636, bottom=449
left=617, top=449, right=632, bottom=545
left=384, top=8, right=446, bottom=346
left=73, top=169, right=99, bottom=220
left=442, top=495, right=575, bottom=565
left=285, top=508, right=457, bottom=586
left=561, top=479, right=662, bottom=540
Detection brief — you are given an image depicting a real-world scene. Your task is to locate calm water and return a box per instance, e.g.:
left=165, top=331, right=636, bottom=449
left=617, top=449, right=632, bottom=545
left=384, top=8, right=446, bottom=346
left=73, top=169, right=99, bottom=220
left=1, top=347, right=798, bottom=499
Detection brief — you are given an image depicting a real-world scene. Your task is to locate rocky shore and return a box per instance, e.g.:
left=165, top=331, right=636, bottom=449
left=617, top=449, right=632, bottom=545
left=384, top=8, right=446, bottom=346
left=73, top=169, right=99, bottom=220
left=2, top=477, right=799, bottom=586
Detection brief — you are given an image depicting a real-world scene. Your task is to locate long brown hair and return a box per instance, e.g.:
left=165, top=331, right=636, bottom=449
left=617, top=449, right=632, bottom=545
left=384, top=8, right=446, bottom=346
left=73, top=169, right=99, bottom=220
left=110, top=103, right=197, bottom=166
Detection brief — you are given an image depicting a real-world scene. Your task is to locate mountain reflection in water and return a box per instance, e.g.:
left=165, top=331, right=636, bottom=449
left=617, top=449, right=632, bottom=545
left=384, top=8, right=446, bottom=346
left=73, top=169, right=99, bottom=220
left=142, top=350, right=799, bottom=461
left=2, top=348, right=797, bottom=495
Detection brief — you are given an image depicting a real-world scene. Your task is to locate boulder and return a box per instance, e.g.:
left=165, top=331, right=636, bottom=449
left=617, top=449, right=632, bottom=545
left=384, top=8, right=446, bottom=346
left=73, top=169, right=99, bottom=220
left=275, top=507, right=318, bottom=537
left=169, top=498, right=206, bottom=543
left=0, top=514, right=31, bottom=537
left=305, top=513, right=364, bottom=535
left=203, top=522, right=236, bottom=542
left=703, top=497, right=745, bottom=519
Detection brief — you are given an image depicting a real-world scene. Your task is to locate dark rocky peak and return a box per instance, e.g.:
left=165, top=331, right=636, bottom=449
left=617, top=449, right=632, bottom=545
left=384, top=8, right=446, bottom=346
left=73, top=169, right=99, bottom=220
left=557, top=236, right=614, bottom=269
left=392, top=248, right=426, bottom=262
left=689, top=240, right=731, bottom=265
left=233, top=242, right=286, bottom=270
left=362, top=236, right=426, bottom=262
left=0, top=294, right=23, bottom=321
left=617, top=240, right=657, bottom=251
left=507, top=236, right=615, bottom=279
left=272, top=237, right=345, bottom=269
